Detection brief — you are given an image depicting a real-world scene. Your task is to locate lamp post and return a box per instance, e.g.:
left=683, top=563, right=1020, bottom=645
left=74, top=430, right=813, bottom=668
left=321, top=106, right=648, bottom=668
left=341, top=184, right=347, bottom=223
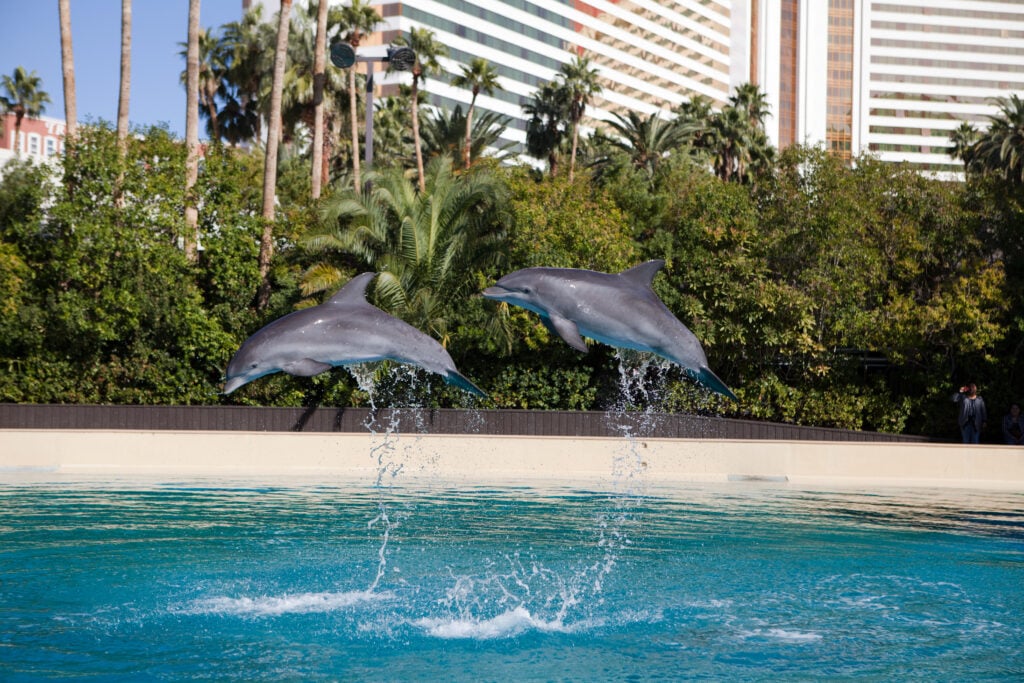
left=330, top=43, right=416, bottom=169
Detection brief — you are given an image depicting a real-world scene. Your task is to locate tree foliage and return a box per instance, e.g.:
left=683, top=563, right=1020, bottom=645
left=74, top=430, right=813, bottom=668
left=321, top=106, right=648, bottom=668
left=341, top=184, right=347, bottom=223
left=3, top=52, right=1024, bottom=439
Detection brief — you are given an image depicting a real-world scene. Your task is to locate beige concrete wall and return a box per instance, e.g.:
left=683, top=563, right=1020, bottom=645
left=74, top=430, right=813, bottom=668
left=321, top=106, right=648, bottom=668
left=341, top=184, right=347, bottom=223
left=3, top=429, right=1023, bottom=490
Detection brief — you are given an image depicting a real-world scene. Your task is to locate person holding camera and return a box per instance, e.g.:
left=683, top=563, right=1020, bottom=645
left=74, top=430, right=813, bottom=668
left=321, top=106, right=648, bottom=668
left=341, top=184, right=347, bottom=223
left=953, top=382, right=987, bottom=444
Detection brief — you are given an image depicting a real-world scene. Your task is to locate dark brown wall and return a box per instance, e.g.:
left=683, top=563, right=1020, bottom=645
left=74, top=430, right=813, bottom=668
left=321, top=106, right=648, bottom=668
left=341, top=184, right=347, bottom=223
left=0, top=404, right=931, bottom=442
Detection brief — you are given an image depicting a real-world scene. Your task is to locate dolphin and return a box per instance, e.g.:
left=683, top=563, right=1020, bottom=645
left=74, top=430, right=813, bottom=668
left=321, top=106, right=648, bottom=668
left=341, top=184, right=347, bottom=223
left=223, top=272, right=485, bottom=397
left=481, top=260, right=737, bottom=401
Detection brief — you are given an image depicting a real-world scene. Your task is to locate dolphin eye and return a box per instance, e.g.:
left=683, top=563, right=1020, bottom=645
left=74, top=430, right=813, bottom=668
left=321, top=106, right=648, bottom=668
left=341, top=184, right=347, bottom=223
left=250, top=363, right=259, bottom=369
left=521, top=286, right=532, bottom=294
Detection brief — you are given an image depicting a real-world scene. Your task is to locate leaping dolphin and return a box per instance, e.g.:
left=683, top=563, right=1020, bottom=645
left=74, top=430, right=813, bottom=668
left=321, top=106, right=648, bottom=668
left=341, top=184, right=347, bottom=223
left=482, top=260, right=737, bottom=401
left=223, top=272, right=485, bottom=397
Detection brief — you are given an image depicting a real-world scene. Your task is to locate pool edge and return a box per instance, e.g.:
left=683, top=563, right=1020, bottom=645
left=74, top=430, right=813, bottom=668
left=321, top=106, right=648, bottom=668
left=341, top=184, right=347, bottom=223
left=2, top=429, right=1022, bottom=491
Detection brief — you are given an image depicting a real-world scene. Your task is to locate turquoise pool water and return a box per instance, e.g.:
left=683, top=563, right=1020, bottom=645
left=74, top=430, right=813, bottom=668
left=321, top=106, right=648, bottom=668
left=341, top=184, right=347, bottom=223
left=1, top=477, right=1022, bottom=680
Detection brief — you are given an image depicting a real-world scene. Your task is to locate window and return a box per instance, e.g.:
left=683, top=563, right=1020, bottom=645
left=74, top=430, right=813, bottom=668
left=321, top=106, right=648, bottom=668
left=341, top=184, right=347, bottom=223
left=28, top=134, right=40, bottom=156
left=45, top=137, right=57, bottom=157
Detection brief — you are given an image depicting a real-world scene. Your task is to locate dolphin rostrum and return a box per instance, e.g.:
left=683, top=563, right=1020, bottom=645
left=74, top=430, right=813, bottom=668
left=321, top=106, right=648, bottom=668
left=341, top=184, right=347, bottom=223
left=482, top=260, right=737, bottom=400
left=223, top=272, right=485, bottom=397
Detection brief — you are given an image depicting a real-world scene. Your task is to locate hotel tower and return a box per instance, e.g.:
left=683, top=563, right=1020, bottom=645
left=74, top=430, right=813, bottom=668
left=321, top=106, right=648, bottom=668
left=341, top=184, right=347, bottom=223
left=248, top=0, right=1024, bottom=174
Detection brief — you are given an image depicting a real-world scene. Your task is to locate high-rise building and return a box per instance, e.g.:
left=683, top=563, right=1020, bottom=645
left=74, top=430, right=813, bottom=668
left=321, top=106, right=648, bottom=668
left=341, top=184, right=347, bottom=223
left=249, top=1, right=1024, bottom=173
left=753, top=0, right=1024, bottom=174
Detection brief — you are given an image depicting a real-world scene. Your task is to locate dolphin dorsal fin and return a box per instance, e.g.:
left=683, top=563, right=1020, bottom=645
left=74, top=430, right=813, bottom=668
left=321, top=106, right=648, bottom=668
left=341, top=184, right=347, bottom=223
left=326, top=272, right=377, bottom=305
left=619, top=260, right=665, bottom=288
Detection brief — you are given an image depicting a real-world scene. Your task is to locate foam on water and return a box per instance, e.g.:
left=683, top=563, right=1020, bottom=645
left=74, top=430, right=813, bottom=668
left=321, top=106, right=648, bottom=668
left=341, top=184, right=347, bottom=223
left=182, top=589, right=392, bottom=617
left=413, top=606, right=576, bottom=639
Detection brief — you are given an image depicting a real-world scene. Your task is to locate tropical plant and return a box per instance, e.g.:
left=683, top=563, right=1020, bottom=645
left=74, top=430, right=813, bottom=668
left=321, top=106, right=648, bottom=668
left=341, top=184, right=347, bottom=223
left=393, top=27, right=448, bottom=192
left=522, top=80, right=570, bottom=176
left=450, top=58, right=502, bottom=170
left=113, top=0, right=132, bottom=210
left=338, top=0, right=382, bottom=189
left=556, top=54, right=602, bottom=181
left=370, top=94, right=412, bottom=166
left=183, top=0, right=201, bottom=262
left=218, top=6, right=269, bottom=145
left=948, top=121, right=980, bottom=171
left=419, top=105, right=512, bottom=165
left=0, top=67, right=50, bottom=156
left=729, top=82, right=771, bottom=130
left=116, top=0, right=132, bottom=148
left=600, top=109, right=690, bottom=177
left=178, top=27, right=230, bottom=142
left=303, top=156, right=510, bottom=341
left=58, top=0, right=76, bottom=140
left=973, top=94, right=1024, bottom=184
left=310, top=0, right=330, bottom=199
left=257, top=0, right=294, bottom=309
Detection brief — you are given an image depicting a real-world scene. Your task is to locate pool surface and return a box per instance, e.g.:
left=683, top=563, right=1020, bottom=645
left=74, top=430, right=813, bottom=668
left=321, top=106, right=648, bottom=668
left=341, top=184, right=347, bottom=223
left=1, top=475, right=1022, bottom=680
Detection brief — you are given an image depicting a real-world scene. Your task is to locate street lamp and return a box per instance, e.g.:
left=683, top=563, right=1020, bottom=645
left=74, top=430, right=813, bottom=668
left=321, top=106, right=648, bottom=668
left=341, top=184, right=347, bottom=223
left=330, top=43, right=416, bottom=169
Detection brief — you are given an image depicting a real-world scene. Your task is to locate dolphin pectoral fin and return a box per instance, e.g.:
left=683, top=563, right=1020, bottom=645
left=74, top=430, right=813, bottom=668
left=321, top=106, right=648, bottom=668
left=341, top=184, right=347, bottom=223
left=543, top=315, right=589, bottom=353
left=445, top=370, right=487, bottom=398
left=689, top=366, right=739, bottom=401
left=283, top=358, right=334, bottom=377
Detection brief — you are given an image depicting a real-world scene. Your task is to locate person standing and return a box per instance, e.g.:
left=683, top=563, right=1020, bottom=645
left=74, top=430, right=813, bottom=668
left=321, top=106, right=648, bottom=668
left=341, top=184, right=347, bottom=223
left=1002, top=403, right=1024, bottom=445
left=953, top=382, right=987, bottom=444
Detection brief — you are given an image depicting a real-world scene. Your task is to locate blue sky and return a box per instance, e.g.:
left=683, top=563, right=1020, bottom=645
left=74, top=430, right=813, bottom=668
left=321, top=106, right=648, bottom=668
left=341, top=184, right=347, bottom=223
left=0, top=2, right=243, bottom=138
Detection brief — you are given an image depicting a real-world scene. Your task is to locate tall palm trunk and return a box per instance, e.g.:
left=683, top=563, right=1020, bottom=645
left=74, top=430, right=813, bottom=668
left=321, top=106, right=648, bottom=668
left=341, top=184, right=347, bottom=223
left=463, top=90, right=477, bottom=170
left=257, top=0, right=292, bottom=309
left=58, top=0, right=76, bottom=141
left=569, top=113, right=580, bottom=182
left=114, top=0, right=132, bottom=210
left=411, top=71, right=425, bottom=192
left=349, top=62, right=361, bottom=189
left=310, top=0, right=328, bottom=199
left=183, top=0, right=201, bottom=262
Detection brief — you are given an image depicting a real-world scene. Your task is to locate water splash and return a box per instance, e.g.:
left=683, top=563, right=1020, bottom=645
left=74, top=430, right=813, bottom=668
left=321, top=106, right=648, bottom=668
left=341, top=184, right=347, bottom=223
left=181, top=590, right=391, bottom=617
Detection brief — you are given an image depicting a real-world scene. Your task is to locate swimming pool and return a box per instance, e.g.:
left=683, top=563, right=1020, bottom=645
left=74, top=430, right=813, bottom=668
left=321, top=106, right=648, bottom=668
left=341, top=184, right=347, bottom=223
left=1, top=474, right=1021, bottom=680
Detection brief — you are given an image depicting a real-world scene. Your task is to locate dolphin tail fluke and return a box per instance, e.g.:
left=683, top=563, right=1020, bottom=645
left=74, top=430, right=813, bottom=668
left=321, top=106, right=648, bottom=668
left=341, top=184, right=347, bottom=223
left=446, top=370, right=488, bottom=398
left=694, top=366, right=738, bottom=402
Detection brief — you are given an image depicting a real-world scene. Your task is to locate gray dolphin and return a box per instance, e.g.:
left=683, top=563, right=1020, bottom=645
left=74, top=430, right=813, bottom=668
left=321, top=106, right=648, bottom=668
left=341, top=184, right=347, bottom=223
left=223, top=272, right=485, bottom=397
left=482, top=260, right=737, bottom=401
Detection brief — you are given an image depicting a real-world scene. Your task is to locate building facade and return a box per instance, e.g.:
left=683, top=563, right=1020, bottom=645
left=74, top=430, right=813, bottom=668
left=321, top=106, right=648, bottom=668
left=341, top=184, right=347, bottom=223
left=250, top=0, right=1024, bottom=173
left=754, top=0, right=1024, bottom=173
left=0, top=113, right=66, bottom=168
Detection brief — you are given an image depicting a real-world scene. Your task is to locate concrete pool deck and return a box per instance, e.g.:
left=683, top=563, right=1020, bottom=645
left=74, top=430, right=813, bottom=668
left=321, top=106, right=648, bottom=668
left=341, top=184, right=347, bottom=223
left=2, top=429, right=1023, bottom=490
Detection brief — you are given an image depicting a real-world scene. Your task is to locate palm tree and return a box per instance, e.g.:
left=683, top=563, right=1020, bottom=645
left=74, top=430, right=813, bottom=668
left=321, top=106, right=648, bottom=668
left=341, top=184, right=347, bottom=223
left=278, top=10, right=347, bottom=187
left=58, top=0, right=76, bottom=141
left=303, top=156, right=509, bottom=340
left=178, top=28, right=229, bottom=142
left=371, top=93, right=412, bottom=165
left=556, top=54, right=602, bottom=181
left=419, top=105, right=512, bottom=165
left=0, top=67, right=51, bottom=157
left=729, top=82, right=771, bottom=130
left=705, top=106, right=753, bottom=182
left=522, top=80, right=569, bottom=177
left=183, top=0, right=201, bottom=262
left=338, top=0, right=382, bottom=189
left=602, top=109, right=690, bottom=177
left=949, top=121, right=979, bottom=171
left=393, top=27, right=448, bottom=192
left=113, top=0, right=132, bottom=210
left=116, top=0, right=132, bottom=149
left=310, top=0, right=329, bottom=199
left=450, top=58, right=502, bottom=170
left=974, top=94, right=1024, bottom=184
left=219, top=6, right=268, bottom=146
left=257, top=0, right=294, bottom=309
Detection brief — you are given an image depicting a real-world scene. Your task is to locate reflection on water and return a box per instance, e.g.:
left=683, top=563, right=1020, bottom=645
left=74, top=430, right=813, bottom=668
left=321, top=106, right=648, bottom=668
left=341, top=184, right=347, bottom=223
left=0, top=479, right=1022, bottom=680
